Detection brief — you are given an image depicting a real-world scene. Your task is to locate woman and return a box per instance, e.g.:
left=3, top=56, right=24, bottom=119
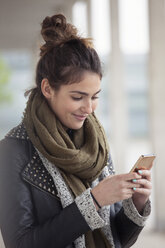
left=0, top=14, right=151, bottom=248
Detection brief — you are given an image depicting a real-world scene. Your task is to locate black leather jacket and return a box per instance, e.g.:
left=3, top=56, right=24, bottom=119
left=0, top=123, right=143, bottom=248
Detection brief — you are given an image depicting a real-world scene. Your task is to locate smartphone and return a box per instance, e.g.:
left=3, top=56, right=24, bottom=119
left=130, top=154, right=156, bottom=173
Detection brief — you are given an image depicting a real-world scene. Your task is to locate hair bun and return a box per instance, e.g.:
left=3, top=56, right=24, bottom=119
left=41, top=14, right=67, bottom=41
left=40, top=14, right=78, bottom=56
left=43, top=14, right=66, bottom=28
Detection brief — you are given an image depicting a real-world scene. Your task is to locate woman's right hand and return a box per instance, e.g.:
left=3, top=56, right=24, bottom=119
left=91, top=172, right=142, bottom=208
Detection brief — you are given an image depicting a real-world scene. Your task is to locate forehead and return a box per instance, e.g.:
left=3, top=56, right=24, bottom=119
left=61, top=72, right=101, bottom=93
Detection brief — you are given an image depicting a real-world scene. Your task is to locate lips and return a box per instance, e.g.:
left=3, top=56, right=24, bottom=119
left=73, top=114, right=87, bottom=121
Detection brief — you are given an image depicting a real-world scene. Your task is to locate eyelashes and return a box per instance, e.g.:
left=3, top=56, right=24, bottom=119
left=71, top=96, right=99, bottom=101
left=71, top=97, right=82, bottom=101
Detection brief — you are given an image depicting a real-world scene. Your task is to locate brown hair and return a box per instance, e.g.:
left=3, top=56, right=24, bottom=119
left=30, top=14, right=102, bottom=94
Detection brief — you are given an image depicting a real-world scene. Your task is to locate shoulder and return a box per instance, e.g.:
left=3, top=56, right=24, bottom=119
left=0, top=123, right=34, bottom=172
left=0, top=123, right=58, bottom=198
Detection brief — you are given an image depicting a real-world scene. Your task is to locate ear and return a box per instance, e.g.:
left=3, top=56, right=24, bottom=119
left=41, top=78, right=54, bottom=99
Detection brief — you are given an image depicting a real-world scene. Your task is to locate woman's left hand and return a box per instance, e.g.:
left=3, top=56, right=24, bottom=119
left=132, top=169, right=152, bottom=214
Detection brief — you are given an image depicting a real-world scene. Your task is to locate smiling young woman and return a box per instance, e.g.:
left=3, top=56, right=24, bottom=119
left=41, top=71, right=101, bottom=130
left=0, top=14, right=151, bottom=248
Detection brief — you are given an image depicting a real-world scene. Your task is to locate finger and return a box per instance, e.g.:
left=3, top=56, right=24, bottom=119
left=126, top=181, right=141, bottom=189
left=137, top=169, right=151, bottom=181
left=125, top=172, right=142, bottom=181
left=132, top=187, right=151, bottom=195
left=134, top=179, right=152, bottom=189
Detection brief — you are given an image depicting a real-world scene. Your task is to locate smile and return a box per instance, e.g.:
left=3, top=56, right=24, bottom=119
left=73, top=114, right=87, bottom=121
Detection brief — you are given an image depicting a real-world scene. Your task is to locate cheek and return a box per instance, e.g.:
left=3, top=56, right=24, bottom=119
left=68, top=100, right=82, bottom=111
left=64, top=101, right=80, bottom=113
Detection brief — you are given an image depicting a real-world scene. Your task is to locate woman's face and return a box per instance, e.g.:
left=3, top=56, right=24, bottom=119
left=48, top=72, right=101, bottom=130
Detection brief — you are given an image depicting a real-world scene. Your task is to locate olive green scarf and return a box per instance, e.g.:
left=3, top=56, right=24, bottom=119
left=23, top=90, right=112, bottom=248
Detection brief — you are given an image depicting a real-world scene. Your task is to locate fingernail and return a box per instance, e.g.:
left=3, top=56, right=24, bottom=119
left=133, top=187, right=136, bottom=191
left=138, top=170, right=142, bottom=174
left=132, top=179, right=137, bottom=182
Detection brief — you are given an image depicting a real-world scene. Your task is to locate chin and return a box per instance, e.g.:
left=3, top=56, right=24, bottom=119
left=70, top=122, right=84, bottom=130
left=63, top=118, right=85, bottom=130
left=72, top=125, right=83, bottom=130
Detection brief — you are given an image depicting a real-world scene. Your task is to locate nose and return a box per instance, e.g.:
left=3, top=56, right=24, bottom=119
left=81, top=99, right=93, bottom=114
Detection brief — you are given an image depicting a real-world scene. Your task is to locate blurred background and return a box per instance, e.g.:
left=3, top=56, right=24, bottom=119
left=0, top=0, right=165, bottom=247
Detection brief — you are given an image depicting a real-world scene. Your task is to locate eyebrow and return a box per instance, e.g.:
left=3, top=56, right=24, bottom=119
left=69, top=89, right=101, bottom=96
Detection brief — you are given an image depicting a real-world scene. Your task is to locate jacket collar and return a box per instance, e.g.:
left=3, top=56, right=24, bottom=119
left=6, top=122, right=29, bottom=140
left=22, top=149, right=58, bottom=198
left=6, top=122, right=59, bottom=199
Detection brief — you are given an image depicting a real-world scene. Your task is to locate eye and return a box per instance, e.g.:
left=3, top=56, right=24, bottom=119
left=92, top=96, right=99, bottom=100
left=71, top=96, right=83, bottom=101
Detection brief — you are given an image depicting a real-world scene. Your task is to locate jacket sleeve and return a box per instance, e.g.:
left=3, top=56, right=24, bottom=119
left=0, top=138, right=90, bottom=248
left=107, top=154, right=151, bottom=248
left=110, top=201, right=143, bottom=248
